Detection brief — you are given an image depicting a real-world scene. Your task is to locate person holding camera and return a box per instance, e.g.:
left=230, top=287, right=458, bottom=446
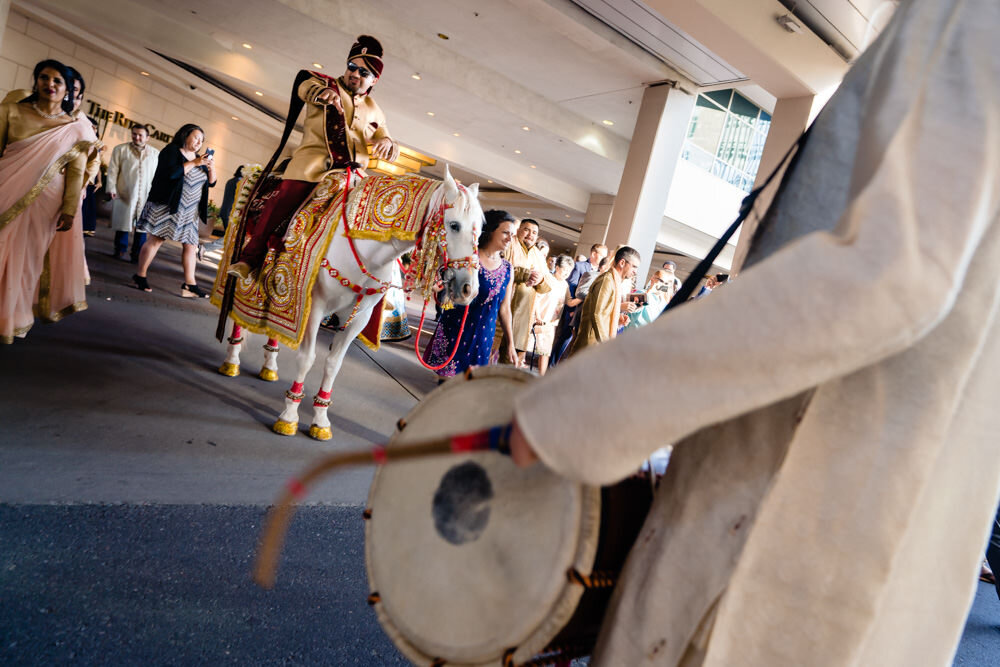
left=132, top=123, right=216, bottom=297
left=624, top=269, right=671, bottom=332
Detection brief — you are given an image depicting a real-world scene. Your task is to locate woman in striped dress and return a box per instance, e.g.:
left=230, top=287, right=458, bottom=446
left=132, top=123, right=216, bottom=297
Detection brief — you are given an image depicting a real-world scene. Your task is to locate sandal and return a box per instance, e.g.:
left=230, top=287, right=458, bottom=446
left=132, top=274, right=152, bottom=292
left=181, top=283, right=209, bottom=299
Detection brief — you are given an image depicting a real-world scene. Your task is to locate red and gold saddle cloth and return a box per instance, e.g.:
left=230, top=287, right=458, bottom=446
left=343, top=174, right=439, bottom=242
left=211, top=171, right=349, bottom=348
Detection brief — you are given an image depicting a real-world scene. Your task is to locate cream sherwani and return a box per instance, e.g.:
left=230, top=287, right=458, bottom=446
left=504, top=240, right=552, bottom=352
left=514, top=0, right=1000, bottom=664
left=283, top=74, right=396, bottom=183
left=105, top=142, right=159, bottom=232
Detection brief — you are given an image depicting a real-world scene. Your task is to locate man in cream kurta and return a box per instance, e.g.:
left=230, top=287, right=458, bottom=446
left=106, top=124, right=158, bottom=261
left=510, top=0, right=1000, bottom=664
left=500, top=218, right=552, bottom=365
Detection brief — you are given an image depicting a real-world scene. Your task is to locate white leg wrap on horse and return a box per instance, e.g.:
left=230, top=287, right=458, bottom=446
left=259, top=338, right=280, bottom=382
left=219, top=332, right=243, bottom=377
left=309, top=390, right=333, bottom=440
left=273, top=381, right=304, bottom=436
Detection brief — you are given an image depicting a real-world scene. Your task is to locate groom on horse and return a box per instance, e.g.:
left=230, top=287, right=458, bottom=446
left=226, top=34, right=399, bottom=282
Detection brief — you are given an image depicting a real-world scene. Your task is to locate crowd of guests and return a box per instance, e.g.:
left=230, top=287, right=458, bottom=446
left=422, top=213, right=729, bottom=380
left=0, top=57, right=227, bottom=344
left=1, top=57, right=723, bottom=352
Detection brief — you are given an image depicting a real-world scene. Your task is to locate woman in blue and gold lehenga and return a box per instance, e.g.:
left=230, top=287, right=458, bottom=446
left=423, top=209, right=517, bottom=377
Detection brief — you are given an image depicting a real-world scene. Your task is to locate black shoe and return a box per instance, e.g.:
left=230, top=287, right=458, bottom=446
left=132, top=274, right=151, bottom=292
left=181, top=283, right=210, bottom=298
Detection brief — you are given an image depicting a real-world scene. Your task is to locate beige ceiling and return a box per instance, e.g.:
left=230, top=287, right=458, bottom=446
left=19, top=0, right=886, bottom=257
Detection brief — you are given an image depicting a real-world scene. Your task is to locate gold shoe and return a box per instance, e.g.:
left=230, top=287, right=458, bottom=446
left=309, top=425, right=332, bottom=441
left=218, top=362, right=240, bottom=377
left=227, top=261, right=254, bottom=281
left=272, top=419, right=298, bottom=436
left=258, top=368, right=279, bottom=382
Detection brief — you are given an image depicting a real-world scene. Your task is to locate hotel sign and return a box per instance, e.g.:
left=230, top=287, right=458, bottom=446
left=87, top=101, right=173, bottom=143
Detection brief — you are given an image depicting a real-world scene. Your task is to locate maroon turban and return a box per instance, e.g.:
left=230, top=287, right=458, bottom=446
left=348, top=35, right=384, bottom=79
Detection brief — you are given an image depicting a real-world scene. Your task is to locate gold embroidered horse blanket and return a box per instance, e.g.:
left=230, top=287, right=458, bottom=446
left=211, top=172, right=437, bottom=348
left=343, top=174, right=439, bottom=241
left=211, top=171, right=348, bottom=348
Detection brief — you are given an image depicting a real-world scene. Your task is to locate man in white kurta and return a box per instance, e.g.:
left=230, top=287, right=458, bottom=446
left=510, top=0, right=1000, bottom=664
left=106, top=124, right=158, bottom=262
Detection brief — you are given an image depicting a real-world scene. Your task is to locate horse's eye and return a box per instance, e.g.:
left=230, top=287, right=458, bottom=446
left=449, top=221, right=461, bottom=232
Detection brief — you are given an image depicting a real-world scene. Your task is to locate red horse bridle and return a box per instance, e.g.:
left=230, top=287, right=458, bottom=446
left=337, top=166, right=479, bottom=371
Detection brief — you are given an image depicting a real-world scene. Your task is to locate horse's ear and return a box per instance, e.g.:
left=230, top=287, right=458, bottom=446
left=443, top=165, right=459, bottom=203
left=468, top=182, right=479, bottom=199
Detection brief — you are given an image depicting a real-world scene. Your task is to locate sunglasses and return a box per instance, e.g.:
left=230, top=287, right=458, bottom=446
left=347, top=62, right=375, bottom=79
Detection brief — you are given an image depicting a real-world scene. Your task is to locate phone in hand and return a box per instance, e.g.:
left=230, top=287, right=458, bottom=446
left=629, top=292, right=648, bottom=307
left=204, top=148, right=214, bottom=157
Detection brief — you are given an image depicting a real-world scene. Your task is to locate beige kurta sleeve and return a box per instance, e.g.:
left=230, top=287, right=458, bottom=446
left=298, top=76, right=332, bottom=104
left=61, top=151, right=87, bottom=216
left=514, top=5, right=1000, bottom=486
left=105, top=145, right=121, bottom=197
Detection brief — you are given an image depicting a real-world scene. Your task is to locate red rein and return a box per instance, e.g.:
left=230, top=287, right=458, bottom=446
left=338, top=166, right=471, bottom=371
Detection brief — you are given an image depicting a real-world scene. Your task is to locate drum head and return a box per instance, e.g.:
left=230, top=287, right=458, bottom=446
left=366, top=367, right=601, bottom=666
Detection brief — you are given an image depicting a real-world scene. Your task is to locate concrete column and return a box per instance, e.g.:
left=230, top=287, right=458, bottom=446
left=731, top=94, right=814, bottom=272
left=604, top=82, right=696, bottom=281
left=0, top=0, right=10, bottom=54
left=574, top=193, right=614, bottom=257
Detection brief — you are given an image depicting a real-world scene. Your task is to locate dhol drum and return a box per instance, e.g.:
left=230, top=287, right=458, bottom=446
left=365, top=366, right=655, bottom=666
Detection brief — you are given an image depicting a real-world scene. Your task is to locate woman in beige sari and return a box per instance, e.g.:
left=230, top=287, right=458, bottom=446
left=0, top=60, right=99, bottom=343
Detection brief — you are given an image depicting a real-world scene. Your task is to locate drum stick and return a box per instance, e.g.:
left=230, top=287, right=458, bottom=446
left=253, top=424, right=512, bottom=589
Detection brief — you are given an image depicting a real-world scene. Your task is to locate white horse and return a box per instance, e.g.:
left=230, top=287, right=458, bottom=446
left=217, top=167, right=482, bottom=440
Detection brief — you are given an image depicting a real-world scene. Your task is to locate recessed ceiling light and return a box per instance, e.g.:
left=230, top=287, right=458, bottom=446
left=602, top=119, right=614, bottom=126
left=426, top=111, right=435, bottom=116
left=140, top=71, right=150, bottom=76
left=452, top=132, right=460, bottom=137
left=530, top=165, right=537, bottom=169
left=521, top=126, right=530, bottom=131
left=312, top=63, right=323, bottom=69
left=411, top=73, right=422, bottom=80
left=487, top=179, right=494, bottom=183
left=242, top=43, right=253, bottom=49
left=565, top=214, right=571, bottom=218
left=231, top=116, right=239, bottom=121
left=254, top=91, right=263, bottom=96
left=514, top=149, right=521, bottom=154
left=526, top=211, right=532, bottom=215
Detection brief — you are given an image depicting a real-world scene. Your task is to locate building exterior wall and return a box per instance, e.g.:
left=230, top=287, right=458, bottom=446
left=0, top=9, right=276, bottom=205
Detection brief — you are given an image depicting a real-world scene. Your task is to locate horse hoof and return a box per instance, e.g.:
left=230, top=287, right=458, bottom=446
left=258, top=368, right=279, bottom=382
left=309, top=425, right=332, bottom=441
left=218, top=362, right=240, bottom=377
left=272, top=420, right=298, bottom=436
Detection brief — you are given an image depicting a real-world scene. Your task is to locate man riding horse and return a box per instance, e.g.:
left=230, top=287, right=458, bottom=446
left=227, top=34, right=398, bottom=282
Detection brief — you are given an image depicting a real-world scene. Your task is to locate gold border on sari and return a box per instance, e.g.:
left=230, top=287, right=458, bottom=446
left=0, top=139, right=101, bottom=235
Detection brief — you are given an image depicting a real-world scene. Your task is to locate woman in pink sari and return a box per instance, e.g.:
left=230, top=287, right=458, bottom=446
left=0, top=60, right=99, bottom=343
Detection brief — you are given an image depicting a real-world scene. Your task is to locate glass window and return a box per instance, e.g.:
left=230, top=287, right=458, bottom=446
left=704, top=89, right=732, bottom=109
left=681, top=141, right=715, bottom=171
left=680, top=89, right=772, bottom=193
left=730, top=92, right=759, bottom=126
left=687, top=100, right=726, bottom=156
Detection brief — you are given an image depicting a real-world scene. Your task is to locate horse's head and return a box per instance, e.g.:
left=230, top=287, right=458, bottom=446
left=437, top=166, right=483, bottom=306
